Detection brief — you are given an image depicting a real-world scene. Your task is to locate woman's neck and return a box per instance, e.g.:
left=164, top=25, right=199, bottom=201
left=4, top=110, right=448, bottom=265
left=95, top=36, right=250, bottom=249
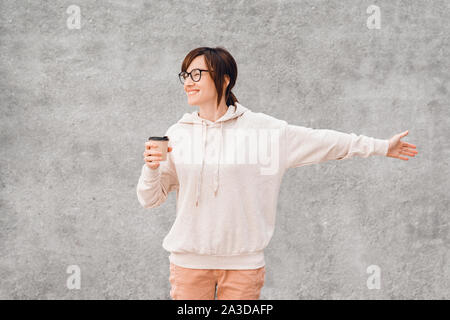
left=197, top=102, right=229, bottom=122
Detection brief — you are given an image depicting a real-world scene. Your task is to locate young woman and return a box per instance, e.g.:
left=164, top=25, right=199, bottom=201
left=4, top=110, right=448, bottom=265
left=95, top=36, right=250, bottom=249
left=137, top=46, right=418, bottom=300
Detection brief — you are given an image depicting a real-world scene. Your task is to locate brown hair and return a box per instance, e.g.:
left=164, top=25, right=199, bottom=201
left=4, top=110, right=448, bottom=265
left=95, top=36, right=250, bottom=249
left=180, top=46, right=239, bottom=108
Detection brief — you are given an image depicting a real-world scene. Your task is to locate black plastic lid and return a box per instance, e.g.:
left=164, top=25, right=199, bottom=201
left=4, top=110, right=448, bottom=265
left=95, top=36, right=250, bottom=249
left=148, top=136, right=169, bottom=141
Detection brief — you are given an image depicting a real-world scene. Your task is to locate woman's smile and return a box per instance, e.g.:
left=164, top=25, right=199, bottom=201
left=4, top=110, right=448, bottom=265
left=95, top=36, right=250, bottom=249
left=187, top=90, right=200, bottom=96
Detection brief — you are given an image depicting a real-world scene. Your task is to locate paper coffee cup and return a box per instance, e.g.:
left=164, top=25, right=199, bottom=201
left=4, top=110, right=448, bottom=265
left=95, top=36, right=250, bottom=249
left=148, top=136, right=169, bottom=161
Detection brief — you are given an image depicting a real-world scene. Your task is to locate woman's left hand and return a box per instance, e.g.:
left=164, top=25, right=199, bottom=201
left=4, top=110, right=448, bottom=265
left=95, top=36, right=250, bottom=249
left=387, top=130, right=418, bottom=160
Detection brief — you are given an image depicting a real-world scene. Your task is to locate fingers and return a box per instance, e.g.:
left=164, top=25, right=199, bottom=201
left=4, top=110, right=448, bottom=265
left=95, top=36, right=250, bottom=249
left=400, top=150, right=415, bottom=157
left=144, top=155, right=162, bottom=170
left=400, top=147, right=418, bottom=157
left=143, top=142, right=172, bottom=167
left=143, top=149, right=162, bottom=157
left=145, top=141, right=173, bottom=151
left=143, top=142, right=161, bottom=165
left=143, top=148, right=163, bottom=162
left=403, top=143, right=417, bottom=149
left=145, top=141, right=158, bottom=150
left=145, top=155, right=163, bottom=162
left=405, top=149, right=418, bottom=155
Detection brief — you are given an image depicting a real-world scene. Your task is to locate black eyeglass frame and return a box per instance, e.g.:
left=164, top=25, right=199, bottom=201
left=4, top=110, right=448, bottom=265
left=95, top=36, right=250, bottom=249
left=178, top=69, right=210, bottom=84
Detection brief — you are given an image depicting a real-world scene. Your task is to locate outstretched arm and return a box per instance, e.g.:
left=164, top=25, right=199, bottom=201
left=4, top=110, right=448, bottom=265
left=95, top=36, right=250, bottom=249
left=284, top=123, right=403, bottom=169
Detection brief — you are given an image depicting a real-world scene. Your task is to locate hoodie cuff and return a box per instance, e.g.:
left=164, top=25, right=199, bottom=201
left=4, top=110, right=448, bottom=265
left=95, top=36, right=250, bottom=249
left=142, top=164, right=161, bottom=182
left=373, top=138, right=389, bottom=156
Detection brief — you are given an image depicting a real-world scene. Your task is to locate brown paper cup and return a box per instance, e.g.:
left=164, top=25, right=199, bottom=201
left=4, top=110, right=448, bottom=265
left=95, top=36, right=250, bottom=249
left=148, top=136, right=169, bottom=161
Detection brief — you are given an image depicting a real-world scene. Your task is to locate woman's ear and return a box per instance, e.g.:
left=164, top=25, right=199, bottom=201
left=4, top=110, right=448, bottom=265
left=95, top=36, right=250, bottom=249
left=223, top=74, right=230, bottom=92
left=224, top=74, right=230, bottom=87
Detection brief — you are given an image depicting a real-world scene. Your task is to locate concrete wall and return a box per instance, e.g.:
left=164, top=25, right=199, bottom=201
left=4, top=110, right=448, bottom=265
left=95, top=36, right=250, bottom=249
left=0, top=0, right=448, bottom=299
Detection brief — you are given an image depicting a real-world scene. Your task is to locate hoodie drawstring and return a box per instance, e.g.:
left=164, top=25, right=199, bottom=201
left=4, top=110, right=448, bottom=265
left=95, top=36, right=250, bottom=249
left=213, top=122, right=223, bottom=195
left=195, top=120, right=207, bottom=207
left=189, top=104, right=246, bottom=207
left=195, top=121, right=223, bottom=207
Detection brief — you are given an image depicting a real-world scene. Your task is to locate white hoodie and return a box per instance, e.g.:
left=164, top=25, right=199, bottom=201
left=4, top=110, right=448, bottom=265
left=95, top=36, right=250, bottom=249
left=136, top=102, right=389, bottom=269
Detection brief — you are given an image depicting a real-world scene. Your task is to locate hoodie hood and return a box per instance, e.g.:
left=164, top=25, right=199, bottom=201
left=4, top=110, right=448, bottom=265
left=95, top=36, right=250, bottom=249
left=177, top=101, right=249, bottom=125
left=177, top=102, right=249, bottom=207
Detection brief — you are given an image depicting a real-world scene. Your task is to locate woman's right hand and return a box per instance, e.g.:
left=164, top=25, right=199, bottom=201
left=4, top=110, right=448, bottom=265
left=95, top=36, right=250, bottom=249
left=143, top=141, right=173, bottom=170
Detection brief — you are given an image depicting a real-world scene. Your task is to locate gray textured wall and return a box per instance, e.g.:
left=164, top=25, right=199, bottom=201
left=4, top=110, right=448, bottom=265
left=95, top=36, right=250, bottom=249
left=1, top=0, right=448, bottom=299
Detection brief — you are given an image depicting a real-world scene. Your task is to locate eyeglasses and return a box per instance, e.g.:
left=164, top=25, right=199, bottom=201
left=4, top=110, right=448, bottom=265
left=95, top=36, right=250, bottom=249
left=178, top=69, right=210, bottom=84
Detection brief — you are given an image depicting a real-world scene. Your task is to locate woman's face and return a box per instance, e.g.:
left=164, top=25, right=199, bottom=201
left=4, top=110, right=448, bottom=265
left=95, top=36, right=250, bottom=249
left=183, top=55, right=217, bottom=106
